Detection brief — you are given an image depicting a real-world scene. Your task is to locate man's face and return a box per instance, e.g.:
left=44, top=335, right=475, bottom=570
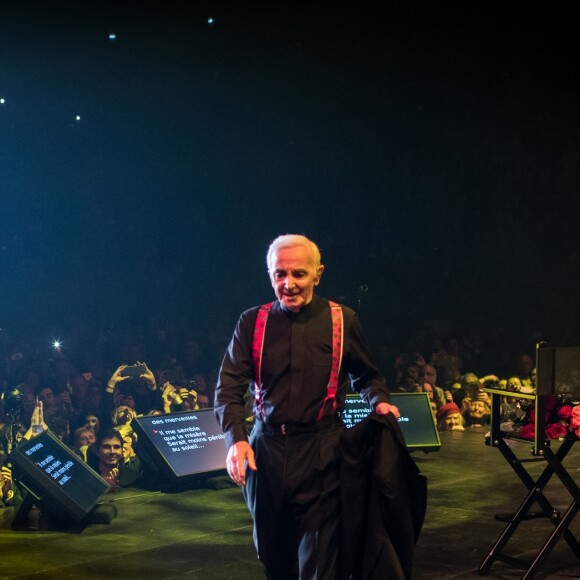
left=98, top=437, right=123, bottom=468
left=269, top=245, right=323, bottom=312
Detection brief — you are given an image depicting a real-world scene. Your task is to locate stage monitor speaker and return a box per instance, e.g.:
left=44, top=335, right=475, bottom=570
left=342, top=392, right=441, bottom=452
left=9, top=429, right=111, bottom=525
left=131, top=409, right=228, bottom=486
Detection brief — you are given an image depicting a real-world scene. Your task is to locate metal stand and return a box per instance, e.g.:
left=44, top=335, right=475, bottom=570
left=479, top=387, right=580, bottom=579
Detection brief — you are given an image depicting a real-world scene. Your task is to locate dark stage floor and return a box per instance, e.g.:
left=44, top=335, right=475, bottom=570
left=1, top=427, right=579, bottom=580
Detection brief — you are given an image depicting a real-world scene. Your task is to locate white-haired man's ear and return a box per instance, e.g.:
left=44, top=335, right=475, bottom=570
left=314, top=265, right=324, bottom=284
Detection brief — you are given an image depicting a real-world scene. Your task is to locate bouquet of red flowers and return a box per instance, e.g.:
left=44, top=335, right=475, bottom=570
left=516, top=395, right=580, bottom=440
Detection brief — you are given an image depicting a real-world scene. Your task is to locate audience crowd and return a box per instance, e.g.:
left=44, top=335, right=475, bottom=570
left=0, top=315, right=543, bottom=518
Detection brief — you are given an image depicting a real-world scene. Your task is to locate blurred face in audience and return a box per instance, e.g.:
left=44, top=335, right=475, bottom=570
left=506, top=377, right=522, bottom=391
left=85, top=414, right=100, bottom=433
left=68, top=375, right=88, bottom=403
left=443, top=412, right=462, bottom=429
left=518, top=354, right=534, bottom=377
left=116, top=392, right=135, bottom=410
left=122, top=435, right=135, bottom=459
left=123, top=394, right=136, bottom=409
left=38, top=387, right=55, bottom=408
left=424, top=364, right=437, bottom=386
left=468, top=400, right=488, bottom=420
left=78, top=428, right=96, bottom=447
left=402, top=364, right=421, bottom=389
left=86, top=385, right=102, bottom=411
left=112, top=405, right=134, bottom=425
left=25, top=371, right=41, bottom=390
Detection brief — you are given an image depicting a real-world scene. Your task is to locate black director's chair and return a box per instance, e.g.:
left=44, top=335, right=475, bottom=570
left=479, top=343, right=580, bottom=579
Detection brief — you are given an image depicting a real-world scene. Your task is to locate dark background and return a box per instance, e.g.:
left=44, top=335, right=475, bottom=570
left=1, top=2, right=579, bottom=352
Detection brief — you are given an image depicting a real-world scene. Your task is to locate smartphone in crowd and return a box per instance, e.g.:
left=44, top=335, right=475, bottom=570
left=120, top=364, right=146, bottom=377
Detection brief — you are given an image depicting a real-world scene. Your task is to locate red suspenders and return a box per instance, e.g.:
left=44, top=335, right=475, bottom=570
left=252, top=300, right=344, bottom=422
left=252, top=302, right=273, bottom=422
left=318, top=301, right=344, bottom=420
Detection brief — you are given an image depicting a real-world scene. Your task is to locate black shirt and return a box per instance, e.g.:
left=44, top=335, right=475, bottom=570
left=215, top=295, right=390, bottom=448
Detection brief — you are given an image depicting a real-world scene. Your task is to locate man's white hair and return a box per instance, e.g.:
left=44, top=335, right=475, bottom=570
left=266, top=234, right=322, bottom=271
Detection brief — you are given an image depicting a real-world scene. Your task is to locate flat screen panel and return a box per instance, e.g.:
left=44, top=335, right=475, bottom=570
left=342, top=392, right=441, bottom=452
left=131, top=410, right=228, bottom=481
left=9, top=430, right=111, bottom=521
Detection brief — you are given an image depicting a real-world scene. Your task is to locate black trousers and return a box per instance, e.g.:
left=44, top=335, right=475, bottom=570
left=243, top=420, right=344, bottom=580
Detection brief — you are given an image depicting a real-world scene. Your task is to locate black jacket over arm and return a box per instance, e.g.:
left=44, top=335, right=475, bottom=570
left=340, top=412, right=427, bottom=580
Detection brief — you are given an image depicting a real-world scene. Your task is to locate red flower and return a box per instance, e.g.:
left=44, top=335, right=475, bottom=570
left=545, top=422, right=569, bottom=439
left=558, top=405, right=573, bottom=421
left=519, top=423, right=535, bottom=439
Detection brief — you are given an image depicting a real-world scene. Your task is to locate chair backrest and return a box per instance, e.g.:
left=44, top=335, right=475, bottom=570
left=536, top=343, right=580, bottom=399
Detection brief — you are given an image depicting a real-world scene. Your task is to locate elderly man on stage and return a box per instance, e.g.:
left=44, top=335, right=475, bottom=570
left=214, top=233, right=398, bottom=580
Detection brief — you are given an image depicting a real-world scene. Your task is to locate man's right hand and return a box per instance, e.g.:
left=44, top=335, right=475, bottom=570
left=226, top=441, right=256, bottom=487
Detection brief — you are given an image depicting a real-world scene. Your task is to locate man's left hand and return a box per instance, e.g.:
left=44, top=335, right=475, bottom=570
left=376, top=402, right=400, bottom=419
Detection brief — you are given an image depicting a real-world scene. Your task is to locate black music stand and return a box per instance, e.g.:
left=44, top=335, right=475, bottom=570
left=478, top=343, right=580, bottom=579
